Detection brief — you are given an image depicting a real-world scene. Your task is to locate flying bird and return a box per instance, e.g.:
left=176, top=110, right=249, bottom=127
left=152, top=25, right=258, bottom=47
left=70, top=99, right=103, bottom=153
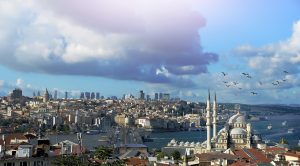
left=272, top=82, right=278, bottom=86
left=233, top=81, right=239, bottom=85
left=276, top=80, right=280, bottom=84
left=283, top=70, right=289, bottom=74
left=242, top=72, right=249, bottom=76
left=226, top=84, right=231, bottom=87
left=246, top=75, right=252, bottom=79
left=221, top=72, right=227, bottom=76
left=251, top=92, right=258, bottom=95
left=223, top=81, right=228, bottom=84
left=282, top=79, right=287, bottom=82
left=238, top=87, right=242, bottom=90
left=258, top=81, right=263, bottom=85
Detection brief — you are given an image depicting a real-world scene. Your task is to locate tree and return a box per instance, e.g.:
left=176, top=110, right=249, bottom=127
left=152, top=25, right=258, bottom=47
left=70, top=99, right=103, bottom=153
left=279, top=138, right=288, bottom=145
left=157, top=151, right=166, bottom=160
left=94, top=145, right=113, bottom=160
left=52, top=155, right=87, bottom=166
left=171, top=150, right=181, bottom=161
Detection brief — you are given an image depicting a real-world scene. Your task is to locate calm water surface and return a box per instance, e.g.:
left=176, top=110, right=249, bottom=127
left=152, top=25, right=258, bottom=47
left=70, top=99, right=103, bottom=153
left=49, top=114, right=300, bottom=150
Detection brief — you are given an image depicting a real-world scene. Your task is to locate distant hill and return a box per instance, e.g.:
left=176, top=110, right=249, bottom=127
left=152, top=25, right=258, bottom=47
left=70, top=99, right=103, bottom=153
left=249, top=104, right=300, bottom=114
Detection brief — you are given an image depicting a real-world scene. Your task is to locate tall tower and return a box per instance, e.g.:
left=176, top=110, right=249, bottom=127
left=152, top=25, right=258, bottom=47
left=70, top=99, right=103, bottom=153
left=43, top=89, right=49, bottom=103
left=213, top=92, right=217, bottom=138
left=206, top=90, right=211, bottom=151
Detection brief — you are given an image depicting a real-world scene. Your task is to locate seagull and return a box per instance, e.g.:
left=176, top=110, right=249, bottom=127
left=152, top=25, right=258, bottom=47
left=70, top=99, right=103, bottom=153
left=226, top=84, right=231, bottom=87
left=258, top=81, right=263, bottom=85
left=233, top=81, right=239, bottom=85
left=221, top=72, right=227, bottom=76
left=282, top=79, right=287, bottom=82
left=272, top=82, right=278, bottom=86
left=276, top=80, right=280, bottom=84
left=242, top=72, right=249, bottom=76
left=238, top=87, right=242, bottom=90
left=223, top=81, right=228, bottom=84
left=283, top=70, right=289, bottom=74
left=246, top=75, right=252, bottom=79
left=251, top=92, right=258, bottom=95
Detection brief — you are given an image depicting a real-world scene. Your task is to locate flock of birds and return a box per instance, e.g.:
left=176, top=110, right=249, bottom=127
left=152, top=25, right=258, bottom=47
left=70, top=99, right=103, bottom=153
left=220, top=70, right=290, bottom=96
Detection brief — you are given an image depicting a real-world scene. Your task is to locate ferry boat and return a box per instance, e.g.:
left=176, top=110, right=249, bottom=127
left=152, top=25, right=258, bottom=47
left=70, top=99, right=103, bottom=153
left=267, top=124, right=272, bottom=130
left=282, top=121, right=287, bottom=126
left=288, top=128, right=294, bottom=134
left=86, top=130, right=100, bottom=135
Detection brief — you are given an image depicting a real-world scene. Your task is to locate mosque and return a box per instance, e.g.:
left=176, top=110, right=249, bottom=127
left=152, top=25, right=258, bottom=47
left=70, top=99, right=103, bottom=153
left=165, top=91, right=264, bottom=154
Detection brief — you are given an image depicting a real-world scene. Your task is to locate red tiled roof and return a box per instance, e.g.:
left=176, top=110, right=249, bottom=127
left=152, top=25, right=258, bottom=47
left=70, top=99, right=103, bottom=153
left=265, top=147, right=285, bottom=153
left=234, top=148, right=271, bottom=164
left=124, top=157, right=149, bottom=166
left=230, top=161, right=257, bottom=166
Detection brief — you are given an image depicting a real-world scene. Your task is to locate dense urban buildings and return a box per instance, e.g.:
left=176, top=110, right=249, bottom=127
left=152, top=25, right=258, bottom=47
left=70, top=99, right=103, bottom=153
left=0, top=88, right=299, bottom=166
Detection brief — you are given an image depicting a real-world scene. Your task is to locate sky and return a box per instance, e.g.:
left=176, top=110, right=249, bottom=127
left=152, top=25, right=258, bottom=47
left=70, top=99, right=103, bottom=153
left=0, top=0, right=299, bottom=104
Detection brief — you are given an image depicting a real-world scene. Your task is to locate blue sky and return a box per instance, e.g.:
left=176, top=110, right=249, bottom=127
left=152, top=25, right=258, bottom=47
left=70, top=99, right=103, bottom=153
left=0, top=0, right=299, bottom=104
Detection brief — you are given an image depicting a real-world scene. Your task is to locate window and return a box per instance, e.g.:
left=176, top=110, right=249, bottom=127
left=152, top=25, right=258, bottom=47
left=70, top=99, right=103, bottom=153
left=20, top=162, right=28, bottom=166
left=4, top=162, right=15, bottom=166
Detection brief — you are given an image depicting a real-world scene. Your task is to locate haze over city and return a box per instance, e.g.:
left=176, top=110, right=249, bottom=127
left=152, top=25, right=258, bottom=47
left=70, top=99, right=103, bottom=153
left=0, top=0, right=300, bottom=104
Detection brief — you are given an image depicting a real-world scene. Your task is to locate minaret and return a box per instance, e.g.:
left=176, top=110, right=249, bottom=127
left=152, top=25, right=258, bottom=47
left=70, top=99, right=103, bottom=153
left=213, top=92, right=217, bottom=138
left=206, top=90, right=211, bottom=151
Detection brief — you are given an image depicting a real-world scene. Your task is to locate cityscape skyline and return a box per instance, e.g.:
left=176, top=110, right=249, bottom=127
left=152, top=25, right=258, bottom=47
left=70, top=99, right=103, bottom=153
left=0, top=0, right=300, bottom=104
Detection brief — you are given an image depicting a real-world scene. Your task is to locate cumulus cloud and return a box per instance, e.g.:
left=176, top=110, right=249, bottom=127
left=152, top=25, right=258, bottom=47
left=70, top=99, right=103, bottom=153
left=229, top=20, right=300, bottom=103
left=16, top=78, right=24, bottom=87
left=235, top=21, right=300, bottom=75
left=0, top=0, right=218, bottom=87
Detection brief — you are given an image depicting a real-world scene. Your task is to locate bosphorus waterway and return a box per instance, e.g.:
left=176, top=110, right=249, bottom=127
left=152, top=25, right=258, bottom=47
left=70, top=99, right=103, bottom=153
left=48, top=114, right=300, bottom=150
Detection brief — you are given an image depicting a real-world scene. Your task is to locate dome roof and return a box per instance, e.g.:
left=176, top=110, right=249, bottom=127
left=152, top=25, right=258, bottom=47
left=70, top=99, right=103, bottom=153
left=218, top=127, right=226, bottom=135
left=252, top=135, right=261, bottom=141
left=228, top=112, right=247, bottom=124
left=170, top=139, right=176, bottom=144
left=236, top=116, right=246, bottom=123
left=230, top=128, right=247, bottom=135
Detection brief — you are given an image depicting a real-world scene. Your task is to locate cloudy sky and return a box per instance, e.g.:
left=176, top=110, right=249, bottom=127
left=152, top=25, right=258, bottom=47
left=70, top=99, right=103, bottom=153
left=0, top=0, right=299, bottom=104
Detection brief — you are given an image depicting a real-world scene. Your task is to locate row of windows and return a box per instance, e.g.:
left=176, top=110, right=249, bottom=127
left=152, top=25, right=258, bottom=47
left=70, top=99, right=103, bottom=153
left=2, top=161, right=45, bottom=166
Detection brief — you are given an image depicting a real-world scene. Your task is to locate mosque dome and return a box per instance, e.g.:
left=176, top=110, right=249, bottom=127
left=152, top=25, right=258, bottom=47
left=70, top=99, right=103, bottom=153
left=228, top=112, right=247, bottom=124
left=230, top=128, right=247, bottom=135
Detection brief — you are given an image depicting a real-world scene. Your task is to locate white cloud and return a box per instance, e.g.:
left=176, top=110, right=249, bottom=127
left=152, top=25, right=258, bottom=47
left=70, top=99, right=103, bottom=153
left=0, top=0, right=218, bottom=87
left=0, top=80, right=4, bottom=87
left=16, top=78, right=24, bottom=87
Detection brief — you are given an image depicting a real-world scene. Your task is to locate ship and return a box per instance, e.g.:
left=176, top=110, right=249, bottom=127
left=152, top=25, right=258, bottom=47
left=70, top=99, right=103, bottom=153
left=142, top=135, right=154, bottom=142
left=288, top=128, right=294, bottom=134
left=86, top=130, right=100, bottom=135
left=267, top=124, right=272, bottom=130
left=282, top=121, right=287, bottom=126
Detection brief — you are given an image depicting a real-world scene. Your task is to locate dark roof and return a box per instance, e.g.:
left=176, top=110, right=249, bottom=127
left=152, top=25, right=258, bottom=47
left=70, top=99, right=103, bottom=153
left=162, top=147, right=187, bottom=156
left=118, top=144, right=147, bottom=148
left=195, top=152, right=238, bottom=162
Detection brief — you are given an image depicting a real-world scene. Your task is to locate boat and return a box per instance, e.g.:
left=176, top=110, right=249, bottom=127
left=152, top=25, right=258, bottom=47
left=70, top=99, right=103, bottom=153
left=288, top=128, right=294, bottom=134
left=282, top=121, right=287, bottom=126
left=86, top=130, right=100, bottom=135
left=267, top=124, right=272, bottom=130
left=142, top=135, right=154, bottom=142
left=298, top=140, right=300, bottom=146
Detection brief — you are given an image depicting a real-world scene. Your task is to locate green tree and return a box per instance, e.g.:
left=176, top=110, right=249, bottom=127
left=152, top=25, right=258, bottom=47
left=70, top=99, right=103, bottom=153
left=171, top=150, right=181, bottom=161
left=94, top=146, right=113, bottom=160
left=52, top=155, right=86, bottom=166
left=279, top=138, right=288, bottom=144
left=157, top=151, right=166, bottom=160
